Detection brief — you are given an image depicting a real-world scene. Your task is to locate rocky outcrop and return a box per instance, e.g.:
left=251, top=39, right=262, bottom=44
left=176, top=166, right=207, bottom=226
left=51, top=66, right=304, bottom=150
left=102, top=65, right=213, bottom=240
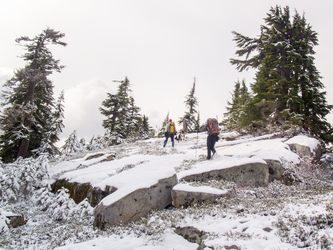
left=85, top=152, right=116, bottom=162
left=94, top=174, right=178, bottom=229
left=179, top=161, right=269, bottom=187
left=285, top=135, right=323, bottom=161
left=51, top=179, right=117, bottom=207
left=172, top=184, right=236, bottom=208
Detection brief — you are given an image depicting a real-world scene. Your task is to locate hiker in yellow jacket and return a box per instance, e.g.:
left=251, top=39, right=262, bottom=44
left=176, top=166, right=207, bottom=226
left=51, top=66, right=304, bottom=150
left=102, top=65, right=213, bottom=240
left=163, top=119, right=177, bottom=147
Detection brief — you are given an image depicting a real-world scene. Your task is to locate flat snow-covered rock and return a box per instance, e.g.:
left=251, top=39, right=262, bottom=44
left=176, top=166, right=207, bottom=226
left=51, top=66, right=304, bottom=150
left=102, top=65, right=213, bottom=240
left=51, top=153, right=183, bottom=228
left=172, top=183, right=236, bottom=208
left=178, top=157, right=269, bottom=187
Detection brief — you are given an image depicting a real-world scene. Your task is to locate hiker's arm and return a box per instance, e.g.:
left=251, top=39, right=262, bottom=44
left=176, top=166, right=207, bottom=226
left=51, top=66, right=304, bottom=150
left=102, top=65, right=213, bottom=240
left=198, top=123, right=208, bottom=133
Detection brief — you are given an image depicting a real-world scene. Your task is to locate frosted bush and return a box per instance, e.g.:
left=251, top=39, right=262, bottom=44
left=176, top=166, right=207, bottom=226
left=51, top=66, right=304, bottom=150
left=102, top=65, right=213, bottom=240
left=0, top=209, right=9, bottom=234
left=69, top=198, right=94, bottom=218
left=0, top=155, right=50, bottom=204
left=47, top=188, right=77, bottom=221
left=40, top=187, right=93, bottom=222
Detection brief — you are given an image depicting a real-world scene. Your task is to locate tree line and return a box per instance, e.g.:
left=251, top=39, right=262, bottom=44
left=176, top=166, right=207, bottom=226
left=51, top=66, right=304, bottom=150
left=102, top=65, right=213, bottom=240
left=0, top=5, right=332, bottom=163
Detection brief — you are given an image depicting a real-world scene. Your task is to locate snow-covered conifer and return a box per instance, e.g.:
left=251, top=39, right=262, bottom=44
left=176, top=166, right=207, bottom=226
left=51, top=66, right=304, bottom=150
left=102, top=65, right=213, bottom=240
left=100, top=77, right=150, bottom=144
left=231, top=6, right=332, bottom=141
left=179, top=78, right=199, bottom=133
left=158, top=113, right=169, bottom=137
left=86, top=135, right=106, bottom=151
left=0, top=28, right=66, bottom=162
left=61, top=130, right=86, bottom=155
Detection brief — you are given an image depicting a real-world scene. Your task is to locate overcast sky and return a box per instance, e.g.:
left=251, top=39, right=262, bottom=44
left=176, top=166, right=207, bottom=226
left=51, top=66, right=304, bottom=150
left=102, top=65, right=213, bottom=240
left=1, top=0, right=333, bottom=145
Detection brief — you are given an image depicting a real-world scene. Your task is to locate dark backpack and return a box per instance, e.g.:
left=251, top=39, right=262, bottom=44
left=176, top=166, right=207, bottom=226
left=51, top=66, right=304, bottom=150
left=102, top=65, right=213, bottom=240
left=208, top=118, right=220, bottom=135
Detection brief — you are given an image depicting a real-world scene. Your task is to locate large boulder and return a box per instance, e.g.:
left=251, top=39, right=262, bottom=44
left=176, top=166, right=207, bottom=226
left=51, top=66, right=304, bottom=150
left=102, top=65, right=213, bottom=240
left=178, top=159, right=269, bottom=187
left=172, top=183, right=236, bottom=208
left=50, top=153, right=185, bottom=228
left=285, top=135, right=323, bottom=161
left=94, top=174, right=178, bottom=229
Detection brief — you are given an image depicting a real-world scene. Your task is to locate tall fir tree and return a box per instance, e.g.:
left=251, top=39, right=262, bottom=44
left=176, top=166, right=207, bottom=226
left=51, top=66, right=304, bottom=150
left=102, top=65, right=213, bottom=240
left=224, top=79, right=251, bottom=131
left=141, top=115, right=153, bottom=138
left=32, top=90, right=65, bottom=157
left=230, top=5, right=332, bottom=141
left=100, top=77, right=149, bottom=144
left=179, top=78, right=199, bottom=133
left=0, top=28, right=66, bottom=162
left=158, top=113, right=169, bottom=137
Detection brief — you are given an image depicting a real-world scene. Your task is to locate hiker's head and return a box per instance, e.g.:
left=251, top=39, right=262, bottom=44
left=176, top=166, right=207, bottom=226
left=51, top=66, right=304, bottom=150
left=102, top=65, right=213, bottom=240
left=169, top=119, right=172, bottom=122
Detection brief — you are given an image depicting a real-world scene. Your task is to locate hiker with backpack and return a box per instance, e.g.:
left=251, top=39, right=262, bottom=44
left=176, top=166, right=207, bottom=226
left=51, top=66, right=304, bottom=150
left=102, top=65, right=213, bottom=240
left=198, top=118, right=221, bottom=160
left=164, top=119, right=177, bottom=147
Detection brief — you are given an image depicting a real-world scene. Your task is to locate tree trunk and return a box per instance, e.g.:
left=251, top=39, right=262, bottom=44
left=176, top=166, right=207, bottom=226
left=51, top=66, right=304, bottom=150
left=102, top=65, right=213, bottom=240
left=17, top=138, right=30, bottom=159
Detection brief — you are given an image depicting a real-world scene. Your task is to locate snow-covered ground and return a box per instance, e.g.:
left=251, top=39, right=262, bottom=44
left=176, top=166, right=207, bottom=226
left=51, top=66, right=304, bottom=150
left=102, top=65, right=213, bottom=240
left=1, top=132, right=333, bottom=249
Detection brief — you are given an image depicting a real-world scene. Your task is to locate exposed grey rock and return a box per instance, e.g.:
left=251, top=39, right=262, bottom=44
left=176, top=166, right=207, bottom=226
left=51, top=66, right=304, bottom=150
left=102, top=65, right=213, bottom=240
left=265, top=159, right=286, bottom=182
left=85, top=153, right=105, bottom=161
left=172, top=183, right=236, bottom=208
left=84, top=152, right=116, bottom=163
left=285, top=136, right=323, bottom=160
left=175, top=226, right=205, bottom=244
left=51, top=179, right=117, bottom=207
left=7, top=215, right=27, bottom=228
left=93, top=174, right=178, bottom=229
left=179, top=162, right=269, bottom=187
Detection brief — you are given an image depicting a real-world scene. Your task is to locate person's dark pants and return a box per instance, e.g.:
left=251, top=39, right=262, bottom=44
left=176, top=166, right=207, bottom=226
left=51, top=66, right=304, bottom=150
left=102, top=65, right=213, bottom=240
left=207, top=134, right=218, bottom=159
left=164, top=133, right=175, bottom=147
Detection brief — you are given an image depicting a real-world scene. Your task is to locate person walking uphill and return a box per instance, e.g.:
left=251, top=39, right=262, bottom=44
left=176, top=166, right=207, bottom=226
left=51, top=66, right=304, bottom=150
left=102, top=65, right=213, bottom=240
left=164, top=119, right=177, bottom=147
left=199, top=118, right=220, bottom=160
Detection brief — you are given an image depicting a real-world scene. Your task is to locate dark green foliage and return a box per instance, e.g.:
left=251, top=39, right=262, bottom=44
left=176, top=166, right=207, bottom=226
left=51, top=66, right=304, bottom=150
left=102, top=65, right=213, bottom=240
left=224, top=79, right=251, bottom=131
left=179, top=78, right=199, bottom=133
left=100, top=77, right=151, bottom=144
left=158, top=113, right=169, bottom=137
left=230, top=5, right=332, bottom=141
left=0, top=28, right=66, bottom=162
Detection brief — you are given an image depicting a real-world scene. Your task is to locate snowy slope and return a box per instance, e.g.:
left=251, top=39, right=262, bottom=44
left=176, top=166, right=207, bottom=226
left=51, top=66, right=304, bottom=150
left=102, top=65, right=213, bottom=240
left=1, top=132, right=333, bottom=250
left=49, top=133, right=301, bottom=208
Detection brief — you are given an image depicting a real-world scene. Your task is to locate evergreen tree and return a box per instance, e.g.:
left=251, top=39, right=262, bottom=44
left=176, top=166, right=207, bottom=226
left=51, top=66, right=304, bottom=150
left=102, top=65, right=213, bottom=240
left=141, top=115, right=153, bottom=138
left=100, top=77, right=148, bottom=144
left=127, top=96, right=142, bottom=140
left=193, top=113, right=201, bottom=132
left=61, top=130, right=85, bottom=155
left=179, top=78, right=199, bottom=133
left=86, top=135, right=106, bottom=151
left=0, top=28, right=66, bottom=162
left=158, top=113, right=169, bottom=137
left=224, top=79, right=251, bottom=131
left=33, top=90, right=65, bottom=157
left=230, top=5, right=332, bottom=141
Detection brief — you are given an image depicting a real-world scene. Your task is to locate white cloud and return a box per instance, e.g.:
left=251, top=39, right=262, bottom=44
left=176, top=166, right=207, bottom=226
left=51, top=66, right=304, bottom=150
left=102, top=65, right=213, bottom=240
left=0, top=68, right=13, bottom=85
left=60, top=78, right=117, bottom=145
